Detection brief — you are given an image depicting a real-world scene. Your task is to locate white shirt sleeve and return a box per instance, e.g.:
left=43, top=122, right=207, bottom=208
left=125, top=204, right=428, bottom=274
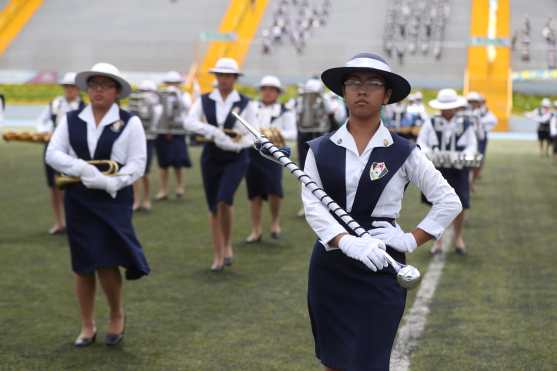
left=45, top=115, right=85, bottom=176
left=112, top=116, right=146, bottom=189
left=405, top=148, right=463, bottom=239
left=184, top=99, right=211, bottom=134
left=36, top=105, right=53, bottom=133
left=482, top=111, right=498, bottom=132
left=551, top=115, right=557, bottom=137
left=302, top=148, right=348, bottom=244
left=279, top=109, right=297, bottom=141
left=460, top=124, right=478, bottom=155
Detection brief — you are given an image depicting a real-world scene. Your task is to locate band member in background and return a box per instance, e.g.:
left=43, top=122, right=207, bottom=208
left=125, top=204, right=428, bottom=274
left=304, top=53, right=461, bottom=371
left=418, top=88, right=477, bottom=255
left=466, top=91, right=497, bottom=188
left=0, top=91, right=5, bottom=124
left=525, top=98, right=552, bottom=157
left=36, top=72, right=85, bottom=235
left=245, top=75, right=297, bottom=243
left=185, top=58, right=258, bottom=271
left=551, top=101, right=557, bottom=162
left=295, top=77, right=339, bottom=216
left=128, top=80, right=163, bottom=211
left=155, top=71, right=192, bottom=200
left=46, top=63, right=150, bottom=347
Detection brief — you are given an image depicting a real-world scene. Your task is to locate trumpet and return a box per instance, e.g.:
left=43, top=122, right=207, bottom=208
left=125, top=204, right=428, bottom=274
left=260, top=127, right=286, bottom=148
left=2, top=131, right=51, bottom=143
left=55, top=160, right=120, bottom=189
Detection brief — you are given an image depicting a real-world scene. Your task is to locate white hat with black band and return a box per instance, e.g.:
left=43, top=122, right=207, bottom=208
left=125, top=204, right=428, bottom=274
left=259, top=75, right=282, bottom=91
left=75, top=62, right=132, bottom=99
left=429, top=89, right=468, bottom=110
left=320, top=52, right=411, bottom=104
left=59, top=72, right=77, bottom=86
left=209, top=57, right=243, bottom=76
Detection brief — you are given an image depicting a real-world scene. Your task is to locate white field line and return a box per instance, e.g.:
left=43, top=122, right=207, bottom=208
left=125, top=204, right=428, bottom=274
left=390, top=228, right=453, bottom=371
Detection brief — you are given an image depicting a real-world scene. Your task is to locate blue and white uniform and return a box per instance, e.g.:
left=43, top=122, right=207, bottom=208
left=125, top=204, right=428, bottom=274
left=46, top=103, right=150, bottom=279
left=303, top=123, right=461, bottom=370
left=471, top=106, right=497, bottom=156
left=417, top=113, right=477, bottom=209
left=186, top=89, right=257, bottom=213
left=245, top=101, right=296, bottom=200
left=36, top=96, right=85, bottom=187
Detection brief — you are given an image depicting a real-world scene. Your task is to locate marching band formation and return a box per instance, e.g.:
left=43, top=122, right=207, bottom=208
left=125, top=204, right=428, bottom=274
left=2, top=53, right=502, bottom=367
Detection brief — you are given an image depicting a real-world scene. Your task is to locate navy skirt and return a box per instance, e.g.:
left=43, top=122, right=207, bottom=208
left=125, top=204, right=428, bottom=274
left=245, top=148, right=283, bottom=200
left=64, top=184, right=150, bottom=280
left=144, top=139, right=155, bottom=174
left=308, top=240, right=406, bottom=371
left=478, top=137, right=488, bottom=156
left=43, top=144, right=57, bottom=188
left=200, top=144, right=249, bottom=213
left=155, top=134, right=192, bottom=169
left=439, top=167, right=470, bottom=209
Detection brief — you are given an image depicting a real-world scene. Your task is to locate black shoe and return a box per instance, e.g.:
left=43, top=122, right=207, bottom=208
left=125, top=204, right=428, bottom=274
left=74, top=332, right=96, bottom=348
left=455, top=245, right=467, bottom=255
left=105, top=320, right=125, bottom=346
left=270, top=231, right=281, bottom=240
left=223, top=256, right=233, bottom=266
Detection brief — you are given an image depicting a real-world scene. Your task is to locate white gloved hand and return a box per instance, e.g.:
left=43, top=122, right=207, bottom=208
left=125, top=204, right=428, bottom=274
left=368, top=221, right=417, bottom=253
left=80, top=163, right=98, bottom=179
left=199, top=124, right=221, bottom=140
left=81, top=171, right=119, bottom=198
left=338, top=235, right=388, bottom=272
left=67, top=159, right=89, bottom=177
left=214, top=132, right=243, bottom=152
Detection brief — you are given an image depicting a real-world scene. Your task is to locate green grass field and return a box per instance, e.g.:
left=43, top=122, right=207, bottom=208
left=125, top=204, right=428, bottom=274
left=0, top=139, right=556, bottom=371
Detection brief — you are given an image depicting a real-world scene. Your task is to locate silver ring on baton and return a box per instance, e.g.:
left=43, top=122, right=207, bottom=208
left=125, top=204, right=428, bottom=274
left=232, top=112, right=422, bottom=289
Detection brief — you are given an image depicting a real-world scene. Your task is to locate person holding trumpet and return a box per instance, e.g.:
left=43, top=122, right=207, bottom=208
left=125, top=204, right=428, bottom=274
left=36, top=72, right=85, bottom=235
left=46, top=63, right=150, bottom=347
left=185, top=57, right=257, bottom=271
left=244, top=75, right=297, bottom=243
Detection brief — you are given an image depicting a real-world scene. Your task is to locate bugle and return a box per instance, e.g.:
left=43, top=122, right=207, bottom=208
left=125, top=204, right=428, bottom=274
left=2, top=131, right=51, bottom=143
left=55, top=160, right=121, bottom=189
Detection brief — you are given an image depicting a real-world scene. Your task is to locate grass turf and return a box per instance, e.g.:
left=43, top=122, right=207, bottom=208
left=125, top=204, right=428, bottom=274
left=0, top=139, right=555, bottom=370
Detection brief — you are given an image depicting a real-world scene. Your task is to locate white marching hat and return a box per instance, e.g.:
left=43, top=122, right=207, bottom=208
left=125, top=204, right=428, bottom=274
left=321, top=52, right=411, bottom=103
left=76, top=62, right=132, bottom=99
left=59, top=72, right=77, bottom=86
left=138, top=80, right=157, bottom=91
left=163, top=71, right=184, bottom=84
left=541, top=97, right=551, bottom=107
left=429, top=89, right=468, bottom=110
left=414, top=91, right=423, bottom=100
left=466, top=91, right=483, bottom=102
left=259, top=75, right=282, bottom=91
left=304, top=78, right=323, bottom=93
left=209, top=57, right=243, bottom=75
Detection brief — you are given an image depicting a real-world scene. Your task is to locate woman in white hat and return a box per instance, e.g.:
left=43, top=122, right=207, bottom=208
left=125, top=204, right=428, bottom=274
left=46, top=62, right=150, bottom=347
left=417, top=88, right=477, bottom=255
left=244, top=75, right=297, bottom=243
left=525, top=97, right=553, bottom=156
left=185, top=57, right=258, bottom=271
left=36, top=72, right=86, bottom=235
left=304, top=53, right=461, bottom=371
left=154, top=71, right=193, bottom=200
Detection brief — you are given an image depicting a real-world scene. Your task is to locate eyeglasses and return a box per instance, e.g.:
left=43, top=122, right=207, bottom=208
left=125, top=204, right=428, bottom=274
left=344, top=79, right=385, bottom=91
left=87, top=80, right=117, bottom=90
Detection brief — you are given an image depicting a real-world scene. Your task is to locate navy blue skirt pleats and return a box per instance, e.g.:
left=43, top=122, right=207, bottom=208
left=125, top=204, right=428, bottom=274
left=200, top=144, right=249, bottom=213
left=245, top=148, right=283, bottom=200
left=64, top=184, right=150, bottom=280
left=439, top=167, right=470, bottom=209
left=308, top=241, right=406, bottom=371
left=155, top=134, right=192, bottom=168
left=145, top=139, right=155, bottom=174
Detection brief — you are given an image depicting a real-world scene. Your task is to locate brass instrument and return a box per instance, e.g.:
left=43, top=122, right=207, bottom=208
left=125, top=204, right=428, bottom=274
left=55, top=160, right=120, bottom=189
left=425, top=150, right=484, bottom=169
left=193, top=128, right=242, bottom=144
left=260, top=127, right=285, bottom=147
left=2, top=131, right=51, bottom=143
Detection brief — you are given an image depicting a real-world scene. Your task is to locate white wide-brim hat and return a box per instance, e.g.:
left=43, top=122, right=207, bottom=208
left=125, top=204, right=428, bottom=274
left=304, top=78, right=323, bottom=93
left=76, top=62, right=132, bottom=99
left=321, top=52, right=411, bottom=103
left=466, top=91, right=483, bottom=102
left=429, top=88, right=468, bottom=110
left=59, top=72, right=77, bottom=86
left=163, top=71, right=184, bottom=84
left=541, top=98, right=551, bottom=107
left=259, top=75, right=282, bottom=91
left=209, top=57, right=243, bottom=75
left=139, top=79, right=157, bottom=91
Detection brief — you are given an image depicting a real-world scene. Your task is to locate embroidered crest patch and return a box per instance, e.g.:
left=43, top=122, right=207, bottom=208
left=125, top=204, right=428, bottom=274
left=370, top=162, right=388, bottom=181
left=110, top=120, right=124, bottom=133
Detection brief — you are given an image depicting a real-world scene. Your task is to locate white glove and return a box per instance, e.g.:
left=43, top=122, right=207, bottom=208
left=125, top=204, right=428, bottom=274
left=368, top=221, right=417, bottom=253
left=81, top=170, right=119, bottom=198
left=214, top=132, right=243, bottom=152
left=198, top=124, right=221, bottom=140
left=67, top=159, right=90, bottom=177
left=80, top=163, right=98, bottom=179
left=338, top=235, right=388, bottom=272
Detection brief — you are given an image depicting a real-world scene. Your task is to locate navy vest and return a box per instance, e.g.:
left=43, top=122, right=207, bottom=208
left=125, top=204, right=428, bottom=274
left=431, top=114, right=471, bottom=152
left=201, top=92, right=250, bottom=162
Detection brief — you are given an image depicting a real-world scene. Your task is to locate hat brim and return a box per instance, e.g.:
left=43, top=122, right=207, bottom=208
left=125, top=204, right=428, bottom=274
left=321, top=67, right=411, bottom=104
left=209, top=68, right=243, bottom=76
left=428, top=97, right=468, bottom=110
left=259, top=84, right=282, bottom=92
left=75, top=71, right=132, bottom=99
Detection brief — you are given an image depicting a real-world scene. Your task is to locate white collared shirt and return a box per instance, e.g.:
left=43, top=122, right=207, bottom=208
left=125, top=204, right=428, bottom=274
left=417, top=114, right=478, bottom=155
left=36, top=96, right=83, bottom=133
left=252, top=101, right=297, bottom=141
left=185, top=89, right=258, bottom=149
left=45, top=103, right=146, bottom=190
left=302, top=122, right=462, bottom=247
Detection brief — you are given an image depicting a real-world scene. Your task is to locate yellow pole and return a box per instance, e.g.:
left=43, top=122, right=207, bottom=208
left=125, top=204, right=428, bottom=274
left=0, top=0, right=44, bottom=57
left=197, top=0, right=269, bottom=93
left=464, top=0, right=511, bottom=131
